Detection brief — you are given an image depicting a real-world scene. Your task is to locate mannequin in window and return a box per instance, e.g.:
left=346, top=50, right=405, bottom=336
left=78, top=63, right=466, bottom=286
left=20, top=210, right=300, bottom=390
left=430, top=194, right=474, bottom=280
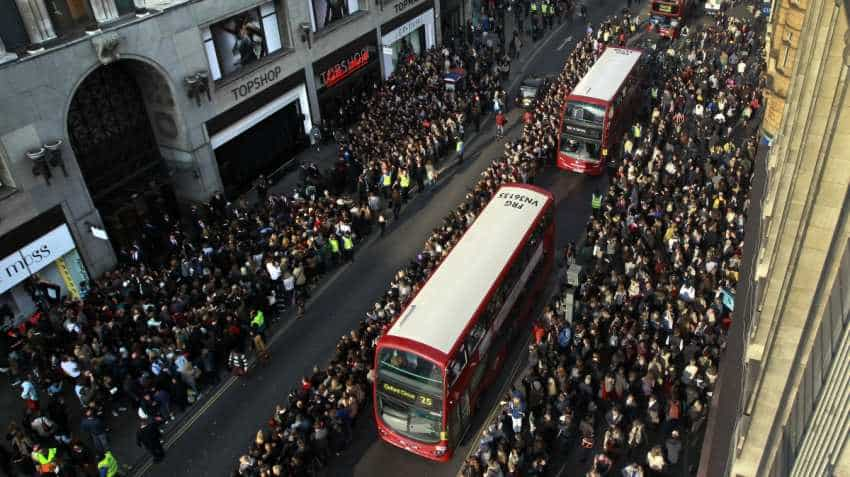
left=230, top=17, right=264, bottom=67
left=326, top=0, right=348, bottom=25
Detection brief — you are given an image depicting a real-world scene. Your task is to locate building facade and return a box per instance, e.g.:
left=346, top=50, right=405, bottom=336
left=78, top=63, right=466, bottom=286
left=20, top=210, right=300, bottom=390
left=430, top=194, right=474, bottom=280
left=698, top=0, right=850, bottom=475
left=0, top=0, right=446, bottom=324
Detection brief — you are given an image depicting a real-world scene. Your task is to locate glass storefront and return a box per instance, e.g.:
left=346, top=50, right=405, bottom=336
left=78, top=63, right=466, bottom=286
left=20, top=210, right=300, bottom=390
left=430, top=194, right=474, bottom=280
left=0, top=217, right=90, bottom=328
left=381, top=8, right=436, bottom=79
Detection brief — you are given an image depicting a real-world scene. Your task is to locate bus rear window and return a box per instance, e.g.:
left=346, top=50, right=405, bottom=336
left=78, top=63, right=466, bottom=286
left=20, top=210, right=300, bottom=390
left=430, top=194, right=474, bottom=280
left=566, top=101, right=605, bottom=125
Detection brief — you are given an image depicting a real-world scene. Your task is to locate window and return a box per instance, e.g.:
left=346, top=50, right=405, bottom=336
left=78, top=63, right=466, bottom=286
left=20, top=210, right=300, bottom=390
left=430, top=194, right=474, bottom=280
left=310, top=0, right=364, bottom=31
left=45, top=0, right=96, bottom=36
left=203, top=2, right=283, bottom=81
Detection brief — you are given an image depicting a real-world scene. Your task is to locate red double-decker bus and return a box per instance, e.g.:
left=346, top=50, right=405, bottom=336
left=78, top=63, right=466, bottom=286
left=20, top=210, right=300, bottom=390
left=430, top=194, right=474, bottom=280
left=374, top=184, right=555, bottom=461
left=649, top=0, right=693, bottom=38
left=557, top=47, right=644, bottom=175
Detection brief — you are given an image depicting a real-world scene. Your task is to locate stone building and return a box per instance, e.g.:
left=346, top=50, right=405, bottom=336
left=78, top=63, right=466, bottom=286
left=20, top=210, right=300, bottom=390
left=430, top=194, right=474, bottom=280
left=0, top=0, right=449, bottom=322
left=698, top=0, right=850, bottom=475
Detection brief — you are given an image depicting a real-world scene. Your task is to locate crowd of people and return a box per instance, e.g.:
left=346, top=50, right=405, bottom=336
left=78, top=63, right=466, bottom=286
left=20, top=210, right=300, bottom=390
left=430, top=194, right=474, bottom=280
left=0, top=1, right=767, bottom=476
left=0, top=8, right=516, bottom=477
left=461, top=8, right=766, bottom=477
left=229, top=9, right=649, bottom=477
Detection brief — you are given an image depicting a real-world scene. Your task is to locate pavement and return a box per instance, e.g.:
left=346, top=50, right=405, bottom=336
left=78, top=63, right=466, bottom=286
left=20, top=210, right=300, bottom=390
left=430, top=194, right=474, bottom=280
left=0, top=1, right=639, bottom=476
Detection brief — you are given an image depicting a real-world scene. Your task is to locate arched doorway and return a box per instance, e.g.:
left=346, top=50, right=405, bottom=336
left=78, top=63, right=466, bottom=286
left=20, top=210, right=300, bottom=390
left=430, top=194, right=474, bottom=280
left=67, top=60, right=180, bottom=262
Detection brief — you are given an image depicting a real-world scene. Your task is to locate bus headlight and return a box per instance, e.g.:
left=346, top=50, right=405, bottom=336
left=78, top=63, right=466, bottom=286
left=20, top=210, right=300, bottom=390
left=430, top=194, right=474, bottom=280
left=435, top=445, right=448, bottom=456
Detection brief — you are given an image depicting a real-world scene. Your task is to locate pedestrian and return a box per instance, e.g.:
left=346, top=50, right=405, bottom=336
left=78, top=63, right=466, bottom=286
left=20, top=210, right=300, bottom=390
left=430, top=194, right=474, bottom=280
left=30, top=443, right=59, bottom=475
left=378, top=212, right=387, bottom=237
left=80, top=408, right=110, bottom=454
left=97, top=450, right=120, bottom=477
left=391, top=185, right=402, bottom=220
left=20, top=374, right=39, bottom=412
left=251, top=331, right=271, bottom=365
left=342, top=233, right=355, bottom=262
left=456, top=136, right=465, bottom=164
left=496, top=111, right=507, bottom=139
left=228, top=348, right=248, bottom=377
left=136, top=419, right=165, bottom=463
left=591, top=188, right=603, bottom=217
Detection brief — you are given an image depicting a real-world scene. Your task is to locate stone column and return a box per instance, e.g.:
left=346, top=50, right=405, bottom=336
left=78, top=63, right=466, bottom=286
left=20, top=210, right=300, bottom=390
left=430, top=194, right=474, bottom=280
left=0, top=36, right=19, bottom=64
left=89, top=0, right=120, bottom=24
left=14, top=0, right=56, bottom=45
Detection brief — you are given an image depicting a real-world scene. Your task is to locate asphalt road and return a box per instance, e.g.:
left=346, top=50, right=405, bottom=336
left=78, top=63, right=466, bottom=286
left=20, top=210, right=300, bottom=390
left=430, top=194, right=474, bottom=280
left=132, top=2, right=628, bottom=475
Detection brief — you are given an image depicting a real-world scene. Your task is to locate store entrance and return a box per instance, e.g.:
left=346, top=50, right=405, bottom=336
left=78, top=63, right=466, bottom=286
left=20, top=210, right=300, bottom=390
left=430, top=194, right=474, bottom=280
left=214, top=101, right=303, bottom=197
left=67, top=60, right=179, bottom=260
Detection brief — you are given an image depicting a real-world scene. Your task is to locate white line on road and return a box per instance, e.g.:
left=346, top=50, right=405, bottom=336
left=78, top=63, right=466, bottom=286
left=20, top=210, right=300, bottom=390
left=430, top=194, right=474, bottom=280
left=557, top=36, right=574, bottom=51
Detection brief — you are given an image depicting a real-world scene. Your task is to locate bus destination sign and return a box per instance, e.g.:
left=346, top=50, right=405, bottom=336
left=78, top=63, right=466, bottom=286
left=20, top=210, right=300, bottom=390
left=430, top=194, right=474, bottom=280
left=564, top=123, right=602, bottom=139
left=381, top=382, right=441, bottom=412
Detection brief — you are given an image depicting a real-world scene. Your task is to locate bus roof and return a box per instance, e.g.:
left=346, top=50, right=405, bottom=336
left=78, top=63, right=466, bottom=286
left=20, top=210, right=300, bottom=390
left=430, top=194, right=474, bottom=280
left=386, top=184, right=552, bottom=356
left=570, top=47, right=642, bottom=103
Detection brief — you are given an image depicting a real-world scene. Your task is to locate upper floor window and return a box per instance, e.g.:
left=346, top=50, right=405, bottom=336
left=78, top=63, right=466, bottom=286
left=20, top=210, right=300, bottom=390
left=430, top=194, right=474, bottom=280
left=203, top=2, right=283, bottom=81
left=44, top=0, right=96, bottom=36
left=310, top=0, right=363, bottom=31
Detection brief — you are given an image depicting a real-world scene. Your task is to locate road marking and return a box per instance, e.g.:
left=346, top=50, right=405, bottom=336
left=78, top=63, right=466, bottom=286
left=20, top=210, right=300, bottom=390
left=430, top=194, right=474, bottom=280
left=557, top=36, right=574, bottom=50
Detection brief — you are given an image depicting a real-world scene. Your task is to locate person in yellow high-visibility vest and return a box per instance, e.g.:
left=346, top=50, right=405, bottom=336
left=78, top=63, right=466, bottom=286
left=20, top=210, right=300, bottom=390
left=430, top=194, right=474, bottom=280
left=342, top=233, right=355, bottom=263
left=381, top=171, right=393, bottom=198
left=31, top=444, right=58, bottom=475
left=632, top=122, right=642, bottom=140
left=591, top=189, right=603, bottom=218
left=328, top=235, right=341, bottom=265
left=97, top=451, right=119, bottom=477
left=398, top=168, right=411, bottom=203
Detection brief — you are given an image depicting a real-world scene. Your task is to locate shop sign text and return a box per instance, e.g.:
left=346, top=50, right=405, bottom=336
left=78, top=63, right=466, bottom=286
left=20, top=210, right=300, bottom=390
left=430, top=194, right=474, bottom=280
left=320, top=48, right=370, bottom=88
left=0, top=225, right=76, bottom=294
left=230, top=65, right=283, bottom=101
left=393, top=0, right=420, bottom=13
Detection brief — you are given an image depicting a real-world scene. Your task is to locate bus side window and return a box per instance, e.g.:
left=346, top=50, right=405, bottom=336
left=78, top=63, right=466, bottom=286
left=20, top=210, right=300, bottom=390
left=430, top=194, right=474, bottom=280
left=449, top=347, right=469, bottom=385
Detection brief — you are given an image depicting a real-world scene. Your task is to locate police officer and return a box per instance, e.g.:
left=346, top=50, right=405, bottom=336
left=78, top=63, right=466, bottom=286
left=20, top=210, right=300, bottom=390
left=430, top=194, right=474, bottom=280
left=342, top=233, right=355, bottom=262
left=97, top=451, right=120, bottom=477
left=328, top=234, right=341, bottom=265
left=398, top=168, right=411, bottom=202
left=591, top=189, right=603, bottom=217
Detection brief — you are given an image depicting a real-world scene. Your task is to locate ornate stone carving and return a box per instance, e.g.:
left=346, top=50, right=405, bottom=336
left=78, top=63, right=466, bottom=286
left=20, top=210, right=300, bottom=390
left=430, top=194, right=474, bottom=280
left=91, top=32, right=122, bottom=65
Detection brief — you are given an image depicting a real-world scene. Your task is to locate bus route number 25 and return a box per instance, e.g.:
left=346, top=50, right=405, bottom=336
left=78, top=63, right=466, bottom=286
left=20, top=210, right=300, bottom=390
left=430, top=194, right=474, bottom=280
left=418, top=395, right=433, bottom=407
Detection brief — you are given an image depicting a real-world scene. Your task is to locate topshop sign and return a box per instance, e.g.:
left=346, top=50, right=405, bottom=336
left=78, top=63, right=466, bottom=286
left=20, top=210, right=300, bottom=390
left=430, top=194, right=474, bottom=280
left=0, top=225, right=76, bottom=294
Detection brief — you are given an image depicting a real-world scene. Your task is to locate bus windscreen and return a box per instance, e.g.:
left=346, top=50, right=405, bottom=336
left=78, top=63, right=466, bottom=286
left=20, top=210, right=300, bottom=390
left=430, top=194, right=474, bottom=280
left=377, top=348, right=443, bottom=443
left=566, top=101, right=605, bottom=125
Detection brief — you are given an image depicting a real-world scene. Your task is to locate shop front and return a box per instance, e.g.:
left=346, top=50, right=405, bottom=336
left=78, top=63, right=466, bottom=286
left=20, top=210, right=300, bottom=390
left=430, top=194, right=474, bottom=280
left=207, top=68, right=312, bottom=198
left=380, top=4, right=436, bottom=79
left=313, top=32, right=381, bottom=130
left=0, top=207, right=90, bottom=327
